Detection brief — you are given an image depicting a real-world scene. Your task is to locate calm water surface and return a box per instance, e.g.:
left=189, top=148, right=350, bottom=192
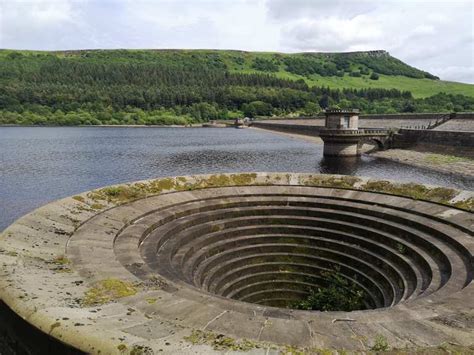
left=1, top=127, right=472, bottom=231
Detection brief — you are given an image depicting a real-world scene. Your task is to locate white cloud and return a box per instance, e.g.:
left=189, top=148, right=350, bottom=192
left=281, top=15, right=383, bottom=52
left=269, top=0, right=474, bottom=82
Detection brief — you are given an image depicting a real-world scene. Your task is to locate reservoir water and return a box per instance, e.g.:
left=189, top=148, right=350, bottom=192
left=1, top=126, right=473, bottom=232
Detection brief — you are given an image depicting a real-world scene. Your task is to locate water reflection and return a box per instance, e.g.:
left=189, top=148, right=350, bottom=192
left=319, top=156, right=362, bottom=175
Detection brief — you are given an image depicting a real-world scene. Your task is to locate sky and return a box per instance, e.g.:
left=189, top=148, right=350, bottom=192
left=1, top=0, right=473, bottom=83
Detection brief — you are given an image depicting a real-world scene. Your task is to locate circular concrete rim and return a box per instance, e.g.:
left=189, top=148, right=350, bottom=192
left=0, top=172, right=473, bottom=354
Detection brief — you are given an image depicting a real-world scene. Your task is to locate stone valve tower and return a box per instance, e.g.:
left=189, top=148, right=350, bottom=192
left=319, top=109, right=362, bottom=157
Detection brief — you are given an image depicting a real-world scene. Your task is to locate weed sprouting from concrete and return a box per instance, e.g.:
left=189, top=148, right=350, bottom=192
left=370, top=334, right=389, bottom=351
left=290, top=268, right=366, bottom=312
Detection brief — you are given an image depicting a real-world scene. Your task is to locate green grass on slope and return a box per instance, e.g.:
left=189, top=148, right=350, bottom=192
left=234, top=68, right=473, bottom=99
left=305, top=74, right=474, bottom=99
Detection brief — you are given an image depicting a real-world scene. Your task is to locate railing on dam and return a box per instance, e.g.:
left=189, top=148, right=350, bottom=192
left=319, top=128, right=389, bottom=136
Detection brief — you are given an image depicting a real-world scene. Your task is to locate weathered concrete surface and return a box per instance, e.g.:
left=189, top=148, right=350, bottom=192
left=0, top=173, right=473, bottom=354
left=435, top=118, right=474, bottom=131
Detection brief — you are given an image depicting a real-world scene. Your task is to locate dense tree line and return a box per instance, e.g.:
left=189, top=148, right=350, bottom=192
left=0, top=50, right=471, bottom=125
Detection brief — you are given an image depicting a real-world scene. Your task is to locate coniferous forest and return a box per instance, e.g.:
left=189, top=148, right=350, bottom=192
left=1, top=49, right=473, bottom=126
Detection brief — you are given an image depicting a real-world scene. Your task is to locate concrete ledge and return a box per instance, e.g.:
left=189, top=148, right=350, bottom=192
left=0, top=173, right=473, bottom=354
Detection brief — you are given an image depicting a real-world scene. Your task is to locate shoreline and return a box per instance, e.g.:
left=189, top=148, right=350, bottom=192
left=371, top=149, right=474, bottom=179
left=0, top=124, right=206, bottom=128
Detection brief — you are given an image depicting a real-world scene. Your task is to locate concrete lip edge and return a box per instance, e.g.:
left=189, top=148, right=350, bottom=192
left=0, top=172, right=473, bottom=354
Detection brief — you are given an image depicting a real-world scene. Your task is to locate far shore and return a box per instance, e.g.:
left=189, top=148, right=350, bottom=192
left=0, top=123, right=234, bottom=128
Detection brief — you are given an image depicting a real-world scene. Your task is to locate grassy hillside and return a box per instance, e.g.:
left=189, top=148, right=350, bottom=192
left=211, top=50, right=473, bottom=98
left=0, top=49, right=473, bottom=126
left=277, top=73, right=473, bottom=99
left=2, top=49, right=472, bottom=98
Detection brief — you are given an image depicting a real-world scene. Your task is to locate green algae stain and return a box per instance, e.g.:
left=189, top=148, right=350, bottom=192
left=82, top=279, right=138, bottom=307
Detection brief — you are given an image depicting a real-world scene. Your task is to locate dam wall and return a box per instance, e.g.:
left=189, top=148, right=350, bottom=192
left=393, top=128, right=474, bottom=148
left=251, top=121, right=324, bottom=136
left=255, top=112, right=474, bottom=131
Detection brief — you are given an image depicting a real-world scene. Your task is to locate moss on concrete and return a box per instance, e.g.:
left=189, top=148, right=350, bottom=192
left=86, top=174, right=259, bottom=205
left=129, top=345, right=153, bottom=355
left=89, top=203, right=106, bottom=210
left=361, top=180, right=467, bottom=209
left=184, top=330, right=262, bottom=352
left=82, top=279, right=138, bottom=307
left=453, top=197, right=474, bottom=212
left=302, top=175, right=361, bottom=189
left=193, top=173, right=258, bottom=188
left=117, top=344, right=127, bottom=352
